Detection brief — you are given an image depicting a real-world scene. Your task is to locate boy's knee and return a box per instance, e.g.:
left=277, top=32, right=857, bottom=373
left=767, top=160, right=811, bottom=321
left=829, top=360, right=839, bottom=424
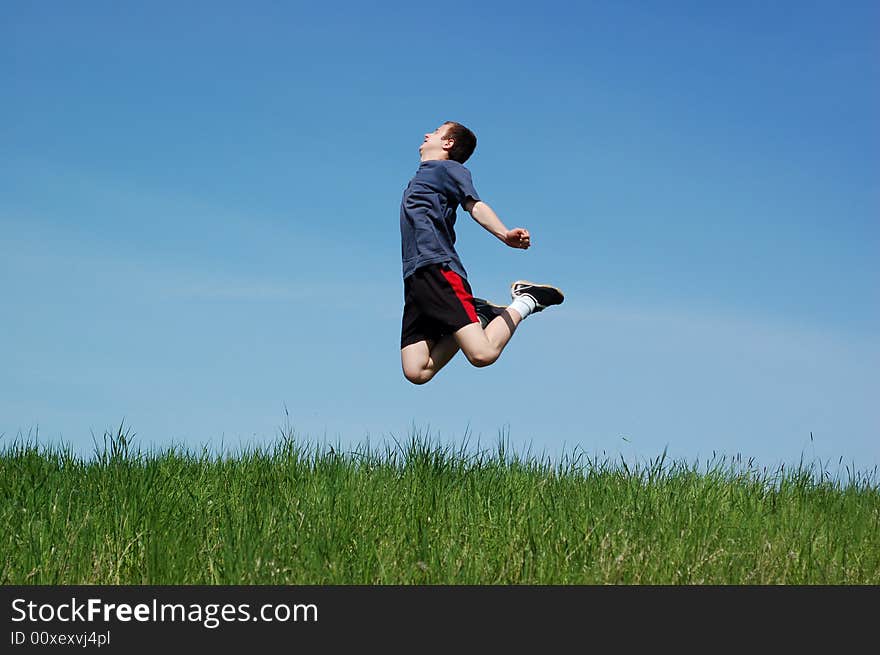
left=465, top=350, right=497, bottom=368
left=403, top=368, right=431, bottom=385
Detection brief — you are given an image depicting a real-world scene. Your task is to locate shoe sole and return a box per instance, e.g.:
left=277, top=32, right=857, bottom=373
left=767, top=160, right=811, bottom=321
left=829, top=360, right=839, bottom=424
left=509, top=280, right=565, bottom=304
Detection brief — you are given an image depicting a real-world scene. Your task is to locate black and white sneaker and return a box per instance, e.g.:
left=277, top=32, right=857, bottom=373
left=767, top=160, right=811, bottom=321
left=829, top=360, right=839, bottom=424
left=473, top=297, right=507, bottom=328
left=510, top=280, right=564, bottom=312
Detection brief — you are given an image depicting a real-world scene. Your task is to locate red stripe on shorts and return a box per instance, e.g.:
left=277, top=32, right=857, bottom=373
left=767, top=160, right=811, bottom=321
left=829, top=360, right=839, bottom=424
left=441, top=268, right=479, bottom=323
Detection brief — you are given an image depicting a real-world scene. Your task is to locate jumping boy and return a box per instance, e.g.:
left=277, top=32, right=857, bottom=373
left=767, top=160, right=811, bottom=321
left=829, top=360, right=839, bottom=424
left=399, top=121, right=564, bottom=385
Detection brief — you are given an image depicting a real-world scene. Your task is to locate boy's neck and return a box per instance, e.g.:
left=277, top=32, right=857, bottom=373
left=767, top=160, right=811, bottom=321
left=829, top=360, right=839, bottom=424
left=420, top=153, right=450, bottom=163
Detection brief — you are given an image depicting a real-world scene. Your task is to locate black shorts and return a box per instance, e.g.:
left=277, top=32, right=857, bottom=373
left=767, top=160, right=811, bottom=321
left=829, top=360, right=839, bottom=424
left=401, top=263, right=479, bottom=348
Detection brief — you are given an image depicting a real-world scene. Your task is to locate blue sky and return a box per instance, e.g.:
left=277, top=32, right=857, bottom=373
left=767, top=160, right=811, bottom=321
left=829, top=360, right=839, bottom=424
left=2, top=1, right=878, bottom=473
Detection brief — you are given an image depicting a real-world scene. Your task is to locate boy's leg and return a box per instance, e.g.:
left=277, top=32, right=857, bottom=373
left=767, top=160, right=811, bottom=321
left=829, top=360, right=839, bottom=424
left=454, top=281, right=564, bottom=367
left=453, top=308, right=522, bottom=367
left=401, top=279, right=564, bottom=380
left=401, top=335, right=461, bottom=385
left=400, top=266, right=564, bottom=382
left=400, top=308, right=521, bottom=383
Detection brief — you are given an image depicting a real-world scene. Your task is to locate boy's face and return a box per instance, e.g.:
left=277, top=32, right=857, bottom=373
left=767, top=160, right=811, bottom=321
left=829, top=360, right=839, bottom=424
left=419, top=123, right=452, bottom=160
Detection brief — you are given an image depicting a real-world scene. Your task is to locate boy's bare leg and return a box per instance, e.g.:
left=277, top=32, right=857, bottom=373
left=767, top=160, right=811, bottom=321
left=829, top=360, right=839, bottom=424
left=400, top=310, right=522, bottom=384
left=454, top=309, right=522, bottom=368
left=401, top=336, right=461, bottom=385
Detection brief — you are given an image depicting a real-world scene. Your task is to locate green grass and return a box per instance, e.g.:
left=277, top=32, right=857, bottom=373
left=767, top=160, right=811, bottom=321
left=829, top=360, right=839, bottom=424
left=2, top=425, right=878, bottom=584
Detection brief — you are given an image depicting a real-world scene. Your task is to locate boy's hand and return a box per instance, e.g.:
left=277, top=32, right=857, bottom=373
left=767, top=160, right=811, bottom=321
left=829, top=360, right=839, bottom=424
left=503, top=228, right=531, bottom=249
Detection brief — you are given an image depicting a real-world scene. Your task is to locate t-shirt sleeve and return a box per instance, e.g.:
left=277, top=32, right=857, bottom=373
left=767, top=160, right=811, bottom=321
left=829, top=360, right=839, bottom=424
left=445, top=163, right=480, bottom=206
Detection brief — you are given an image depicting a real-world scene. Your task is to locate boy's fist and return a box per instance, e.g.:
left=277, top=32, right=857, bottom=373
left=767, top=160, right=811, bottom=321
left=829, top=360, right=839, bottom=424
left=504, top=228, right=531, bottom=249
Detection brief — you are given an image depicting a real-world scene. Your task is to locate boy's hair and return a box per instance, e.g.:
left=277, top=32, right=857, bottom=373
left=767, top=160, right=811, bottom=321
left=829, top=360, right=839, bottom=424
left=442, top=121, right=477, bottom=163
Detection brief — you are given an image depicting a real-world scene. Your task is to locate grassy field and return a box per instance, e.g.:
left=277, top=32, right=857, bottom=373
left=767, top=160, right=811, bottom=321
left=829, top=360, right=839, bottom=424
left=2, top=426, right=878, bottom=584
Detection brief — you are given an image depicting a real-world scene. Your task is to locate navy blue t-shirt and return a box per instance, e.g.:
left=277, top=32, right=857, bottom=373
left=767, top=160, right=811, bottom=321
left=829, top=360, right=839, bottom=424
left=399, top=159, right=480, bottom=280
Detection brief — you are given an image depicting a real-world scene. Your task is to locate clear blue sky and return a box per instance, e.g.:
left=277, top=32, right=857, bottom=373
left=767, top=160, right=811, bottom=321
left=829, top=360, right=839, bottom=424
left=2, top=1, right=878, bottom=473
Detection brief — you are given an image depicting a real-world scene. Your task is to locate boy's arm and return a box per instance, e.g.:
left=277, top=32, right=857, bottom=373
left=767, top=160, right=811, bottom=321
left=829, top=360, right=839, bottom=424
left=464, top=198, right=531, bottom=250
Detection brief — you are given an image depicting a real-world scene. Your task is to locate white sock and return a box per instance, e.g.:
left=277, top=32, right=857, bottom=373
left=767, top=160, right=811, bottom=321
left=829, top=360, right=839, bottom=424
left=508, top=295, right=536, bottom=320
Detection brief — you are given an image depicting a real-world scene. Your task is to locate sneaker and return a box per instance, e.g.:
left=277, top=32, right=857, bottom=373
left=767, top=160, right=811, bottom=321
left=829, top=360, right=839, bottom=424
left=510, top=280, right=564, bottom=312
left=473, top=297, right=507, bottom=328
